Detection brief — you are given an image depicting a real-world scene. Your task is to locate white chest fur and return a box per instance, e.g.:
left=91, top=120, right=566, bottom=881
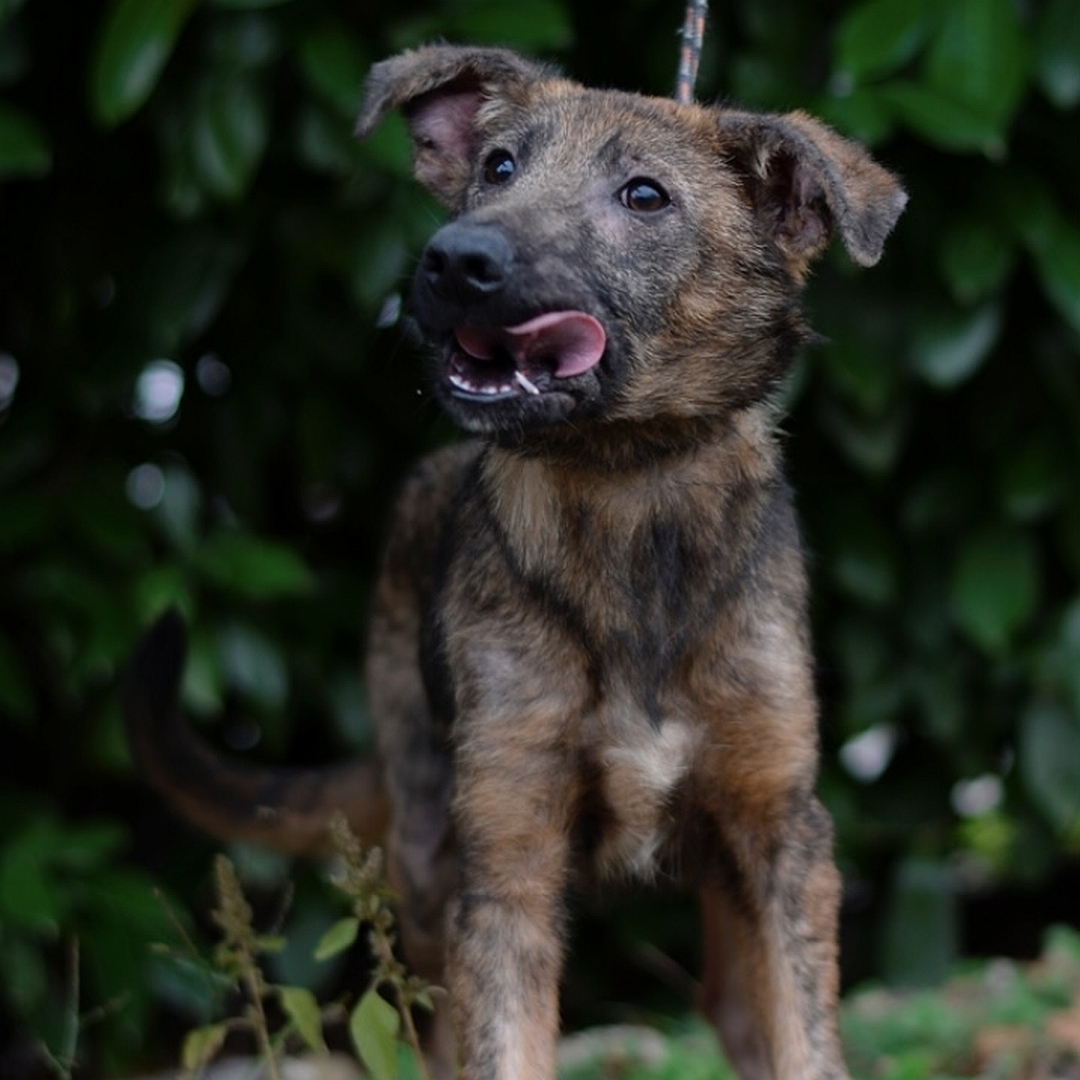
left=590, top=713, right=699, bottom=881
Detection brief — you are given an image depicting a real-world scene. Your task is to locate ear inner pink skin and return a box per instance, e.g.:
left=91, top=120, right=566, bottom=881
left=455, top=312, right=607, bottom=379
left=408, top=88, right=483, bottom=158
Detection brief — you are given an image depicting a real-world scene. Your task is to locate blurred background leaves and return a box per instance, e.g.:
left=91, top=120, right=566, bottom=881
left=0, top=0, right=1078, bottom=1075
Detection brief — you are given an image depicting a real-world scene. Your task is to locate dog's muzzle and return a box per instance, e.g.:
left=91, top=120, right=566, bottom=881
left=413, top=221, right=607, bottom=403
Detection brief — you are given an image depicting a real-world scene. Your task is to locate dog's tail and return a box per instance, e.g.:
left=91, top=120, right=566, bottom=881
left=124, top=610, right=390, bottom=857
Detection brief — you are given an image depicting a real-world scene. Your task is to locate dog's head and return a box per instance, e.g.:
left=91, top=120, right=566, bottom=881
left=358, top=46, right=906, bottom=442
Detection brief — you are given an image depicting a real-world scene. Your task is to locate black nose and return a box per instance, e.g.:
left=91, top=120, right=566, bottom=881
left=420, top=222, right=513, bottom=305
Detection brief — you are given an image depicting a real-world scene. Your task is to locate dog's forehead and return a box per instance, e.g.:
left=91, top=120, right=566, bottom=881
left=481, top=83, right=724, bottom=172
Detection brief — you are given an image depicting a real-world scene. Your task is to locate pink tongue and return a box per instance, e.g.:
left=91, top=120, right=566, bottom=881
left=455, top=311, right=606, bottom=378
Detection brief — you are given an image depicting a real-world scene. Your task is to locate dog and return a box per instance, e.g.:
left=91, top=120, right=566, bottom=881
left=126, top=44, right=906, bottom=1080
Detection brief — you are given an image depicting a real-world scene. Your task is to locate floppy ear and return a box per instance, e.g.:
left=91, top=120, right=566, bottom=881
left=356, top=45, right=552, bottom=206
left=720, top=109, right=907, bottom=271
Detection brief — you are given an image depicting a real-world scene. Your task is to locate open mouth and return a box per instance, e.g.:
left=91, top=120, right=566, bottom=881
left=446, top=311, right=606, bottom=400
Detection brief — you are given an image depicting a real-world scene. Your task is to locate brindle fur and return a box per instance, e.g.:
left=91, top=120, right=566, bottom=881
left=126, top=44, right=906, bottom=1080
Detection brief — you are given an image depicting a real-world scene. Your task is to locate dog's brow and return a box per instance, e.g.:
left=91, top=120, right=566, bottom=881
left=594, top=131, right=670, bottom=177
left=596, top=132, right=627, bottom=170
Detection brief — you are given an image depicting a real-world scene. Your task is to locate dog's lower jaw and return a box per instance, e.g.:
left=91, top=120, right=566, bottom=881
left=432, top=361, right=604, bottom=437
left=437, top=387, right=584, bottom=437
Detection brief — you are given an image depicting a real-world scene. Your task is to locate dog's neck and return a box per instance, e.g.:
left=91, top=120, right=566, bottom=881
left=491, top=411, right=745, bottom=474
left=480, top=402, right=785, bottom=571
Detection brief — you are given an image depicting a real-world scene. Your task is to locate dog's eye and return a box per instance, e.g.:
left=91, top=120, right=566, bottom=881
left=620, top=178, right=670, bottom=213
left=483, top=150, right=517, bottom=186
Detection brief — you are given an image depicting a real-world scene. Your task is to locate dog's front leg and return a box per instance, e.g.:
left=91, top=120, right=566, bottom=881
left=446, top=720, right=574, bottom=1080
left=699, top=792, right=848, bottom=1080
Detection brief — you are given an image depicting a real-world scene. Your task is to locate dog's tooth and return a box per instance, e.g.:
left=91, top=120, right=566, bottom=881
left=514, top=370, right=541, bottom=395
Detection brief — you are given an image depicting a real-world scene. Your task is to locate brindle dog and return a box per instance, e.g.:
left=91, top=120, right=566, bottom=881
left=126, top=45, right=906, bottom=1080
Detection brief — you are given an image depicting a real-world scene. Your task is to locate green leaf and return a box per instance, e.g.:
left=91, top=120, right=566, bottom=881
left=825, top=505, right=900, bottom=609
left=257, top=934, right=287, bottom=954
left=0, top=935, right=48, bottom=1014
left=902, top=468, right=977, bottom=533
left=922, top=0, right=1029, bottom=133
left=0, top=23, right=30, bottom=85
left=216, top=623, right=288, bottom=708
left=81, top=866, right=180, bottom=941
left=879, top=79, right=1006, bottom=156
left=181, top=1022, right=229, bottom=1072
left=298, top=19, right=370, bottom=117
left=197, top=529, right=314, bottom=599
left=314, top=916, right=361, bottom=961
left=350, top=987, right=400, bottom=1080
left=833, top=0, right=934, bottom=83
left=833, top=618, right=906, bottom=735
left=1059, top=504, right=1080, bottom=587
left=1000, top=168, right=1059, bottom=252
left=181, top=629, right=225, bottom=716
left=136, top=229, right=244, bottom=353
left=820, top=306, right=902, bottom=413
left=135, top=562, right=193, bottom=625
left=910, top=658, right=966, bottom=747
left=0, top=491, right=57, bottom=555
left=279, top=986, right=327, bottom=1053
left=209, top=0, right=291, bottom=7
left=0, top=631, right=32, bottom=719
left=0, top=0, right=28, bottom=27
left=452, top=0, right=573, bottom=50
left=1031, top=214, right=1080, bottom=335
left=910, top=303, right=1001, bottom=389
left=296, top=101, right=364, bottom=174
left=46, top=821, right=128, bottom=871
left=939, top=219, right=1015, bottom=304
left=208, top=11, right=281, bottom=70
left=817, top=86, right=895, bottom=146
left=90, top=0, right=200, bottom=126
left=1044, top=924, right=1080, bottom=965
left=351, top=221, right=410, bottom=309
left=1035, top=0, right=1080, bottom=108
left=998, top=432, right=1068, bottom=521
left=152, top=464, right=203, bottom=554
left=0, top=102, right=51, bottom=179
left=819, top=397, right=908, bottom=476
left=1036, top=600, right=1080, bottom=718
left=1020, top=701, right=1080, bottom=830
left=0, top=820, right=65, bottom=932
left=360, top=110, right=413, bottom=177
left=190, top=72, right=270, bottom=200
left=950, top=528, right=1040, bottom=652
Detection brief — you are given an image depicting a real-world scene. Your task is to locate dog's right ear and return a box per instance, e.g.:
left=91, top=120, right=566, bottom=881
left=719, top=109, right=907, bottom=274
left=356, top=45, right=551, bottom=206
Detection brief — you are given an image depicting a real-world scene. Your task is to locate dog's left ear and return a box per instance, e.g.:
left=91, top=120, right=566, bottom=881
left=356, top=45, right=551, bottom=206
left=720, top=109, right=907, bottom=270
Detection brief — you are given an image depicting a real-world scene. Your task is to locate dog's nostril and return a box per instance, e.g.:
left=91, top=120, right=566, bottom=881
left=462, top=254, right=502, bottom=288
left=421, top=224, right=513, bottom=302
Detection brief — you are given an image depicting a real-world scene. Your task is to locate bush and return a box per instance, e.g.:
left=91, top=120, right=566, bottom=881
left=0, top=0, right=1077, bottom=1073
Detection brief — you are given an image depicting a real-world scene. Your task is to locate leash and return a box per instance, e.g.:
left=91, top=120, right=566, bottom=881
left=674, top=0, right=709, bottom=103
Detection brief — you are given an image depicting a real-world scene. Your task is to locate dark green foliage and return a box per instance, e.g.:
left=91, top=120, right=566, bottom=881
left=0, top=0, right=1077, bottom=1074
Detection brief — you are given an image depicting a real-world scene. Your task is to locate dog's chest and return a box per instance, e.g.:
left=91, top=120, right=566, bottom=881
left=449, top=448, right=759, bottom=878
left=446, top=601, right=704, bottom=881
left=578, top=702, right=700, bottom=881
